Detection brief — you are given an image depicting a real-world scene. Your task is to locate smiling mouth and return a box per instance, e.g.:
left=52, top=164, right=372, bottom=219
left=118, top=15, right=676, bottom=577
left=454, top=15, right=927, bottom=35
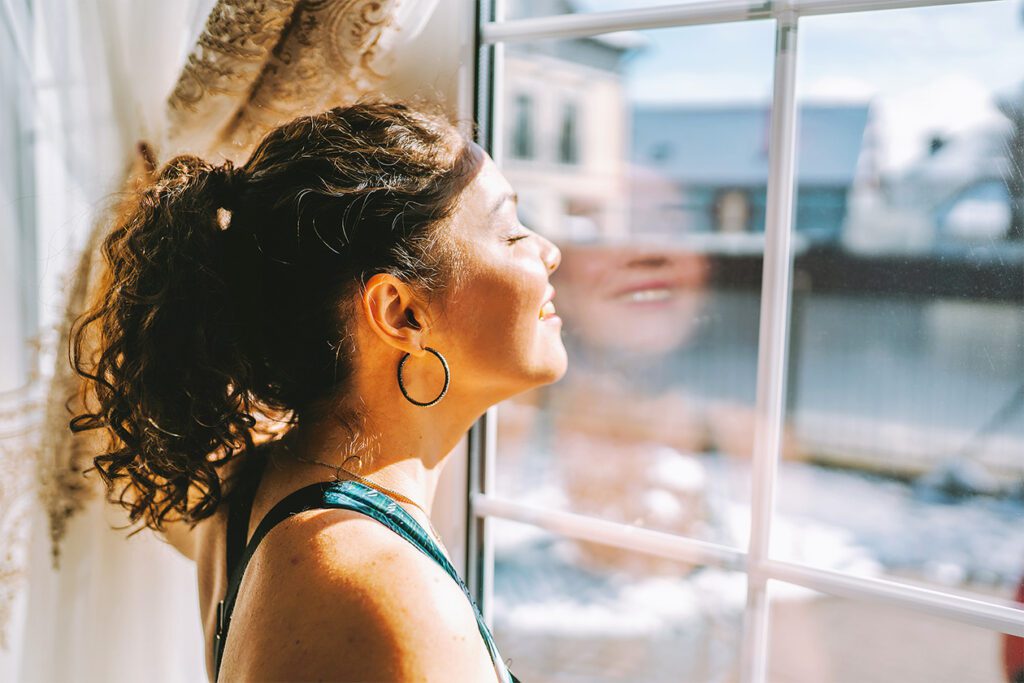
left=539, top=300, right=558, bottom=319
left=616, top=287, right=674, bottom=303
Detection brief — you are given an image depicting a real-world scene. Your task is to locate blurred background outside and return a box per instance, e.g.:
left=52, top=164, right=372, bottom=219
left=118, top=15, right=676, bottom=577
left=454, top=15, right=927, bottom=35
left=489, top=1, right=1024, bottom=681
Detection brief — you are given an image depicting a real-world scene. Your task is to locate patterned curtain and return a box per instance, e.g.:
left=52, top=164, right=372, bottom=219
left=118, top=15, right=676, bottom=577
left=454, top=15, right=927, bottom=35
left=167, top=0, right=425, bottom=157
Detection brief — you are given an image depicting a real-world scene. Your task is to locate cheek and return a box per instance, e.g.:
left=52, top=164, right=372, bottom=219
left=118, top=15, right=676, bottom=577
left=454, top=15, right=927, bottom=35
left=446, top=260, right=541, bottom=360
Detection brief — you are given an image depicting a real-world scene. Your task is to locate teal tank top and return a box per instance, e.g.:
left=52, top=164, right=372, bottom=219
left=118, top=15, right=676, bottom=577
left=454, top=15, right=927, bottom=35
left=214, top=469, right=520, bottom=683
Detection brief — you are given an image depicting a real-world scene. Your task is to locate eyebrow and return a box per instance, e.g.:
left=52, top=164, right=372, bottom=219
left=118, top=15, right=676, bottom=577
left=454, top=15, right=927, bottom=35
left=490, top=191, right=518, bottom=216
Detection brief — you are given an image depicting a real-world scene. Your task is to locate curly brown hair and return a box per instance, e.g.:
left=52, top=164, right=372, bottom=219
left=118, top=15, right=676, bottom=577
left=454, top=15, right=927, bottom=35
left=70, top=100, right=482, bottom=531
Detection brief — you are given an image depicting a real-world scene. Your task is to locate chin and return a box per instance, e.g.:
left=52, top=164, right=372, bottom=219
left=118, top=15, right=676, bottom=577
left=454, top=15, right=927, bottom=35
left=507, top=351, right=569, bottom=399
left=538, top=346, right=569, bottom=384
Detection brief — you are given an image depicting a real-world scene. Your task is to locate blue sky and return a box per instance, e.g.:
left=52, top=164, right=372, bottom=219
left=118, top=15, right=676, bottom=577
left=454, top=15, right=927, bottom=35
left=570, top=0, right=1024, bottom=173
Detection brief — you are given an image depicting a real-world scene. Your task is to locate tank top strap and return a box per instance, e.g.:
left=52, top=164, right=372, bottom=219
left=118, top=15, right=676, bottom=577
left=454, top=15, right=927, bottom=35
left=319, top=482, right=520, bottom=683
left=215, top=479, right=519, bottom=683
left=215, top=480, right=332, bottom=680
left=224, top=454, right=268, bottom=585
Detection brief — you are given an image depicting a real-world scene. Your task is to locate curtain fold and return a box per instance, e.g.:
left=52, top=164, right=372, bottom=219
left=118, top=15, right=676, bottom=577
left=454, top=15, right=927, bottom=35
left=166, top=0, right=439, bottom=159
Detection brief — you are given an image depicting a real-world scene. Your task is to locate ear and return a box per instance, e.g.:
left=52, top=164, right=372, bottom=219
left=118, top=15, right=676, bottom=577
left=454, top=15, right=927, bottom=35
left=359, top=273, right=430, bottom=354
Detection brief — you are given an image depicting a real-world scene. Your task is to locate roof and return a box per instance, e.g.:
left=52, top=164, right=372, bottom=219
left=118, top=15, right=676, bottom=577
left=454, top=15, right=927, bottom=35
left=632, top=103, right=871, bottom=186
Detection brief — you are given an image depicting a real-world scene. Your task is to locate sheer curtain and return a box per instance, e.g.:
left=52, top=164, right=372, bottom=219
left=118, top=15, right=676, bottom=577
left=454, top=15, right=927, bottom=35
left=0, top=1, right=455, bottom=680
left=1, top=3, right=215, bottom=680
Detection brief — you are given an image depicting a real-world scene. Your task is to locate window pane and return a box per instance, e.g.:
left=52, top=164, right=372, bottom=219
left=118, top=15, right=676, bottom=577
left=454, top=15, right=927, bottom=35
left=766, top=581, right=1017, bottom=682
left=494, top=20, right=776, bottom=548
left=776, top=1, right=1024, bottom=598
left=493, top=517, right=746, bottom=682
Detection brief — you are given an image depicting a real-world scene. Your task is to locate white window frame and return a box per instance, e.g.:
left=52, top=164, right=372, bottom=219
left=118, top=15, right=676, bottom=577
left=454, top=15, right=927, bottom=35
left=463, top=1, right=1024, bottom=681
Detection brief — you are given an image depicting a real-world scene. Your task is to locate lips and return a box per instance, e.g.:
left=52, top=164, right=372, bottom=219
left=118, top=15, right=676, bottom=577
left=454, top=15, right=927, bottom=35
left=606, top=280, right=679, bottom=307
left=539, top=287, right=557, bottom=320
left=610, top=278, right=675, bottom=296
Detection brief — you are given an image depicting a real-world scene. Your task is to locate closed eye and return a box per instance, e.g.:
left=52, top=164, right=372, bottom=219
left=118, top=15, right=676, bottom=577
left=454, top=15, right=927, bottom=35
left=505, top=234, right=530, bottom=245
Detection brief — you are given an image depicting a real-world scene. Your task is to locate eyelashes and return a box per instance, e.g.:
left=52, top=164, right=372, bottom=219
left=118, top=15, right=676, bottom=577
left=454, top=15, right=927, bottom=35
left=503, top=217, right=534, bottom=245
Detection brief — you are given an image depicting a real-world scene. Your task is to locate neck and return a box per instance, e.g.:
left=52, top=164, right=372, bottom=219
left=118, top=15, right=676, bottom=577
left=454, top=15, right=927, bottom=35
left=267, top=334, right=513, bottom=545
left=280, top=386, right=487, bottom=520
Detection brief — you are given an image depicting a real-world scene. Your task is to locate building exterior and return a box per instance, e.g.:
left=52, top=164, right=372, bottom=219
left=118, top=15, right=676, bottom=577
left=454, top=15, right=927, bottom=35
left=887, top=84, right=1024, bottom=253
left=501, top=0, right=645, bottom=242
left=631, top=103, right=874, bottom=247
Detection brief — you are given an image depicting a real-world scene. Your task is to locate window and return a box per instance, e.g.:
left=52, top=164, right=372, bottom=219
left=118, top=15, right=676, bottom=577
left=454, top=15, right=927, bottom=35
left=558, top=101, right=580, bottom=164
left=511, top=93, right=535, bottom=159
left=714, top=188, right=752, bottom=233
left=470, top=2, right=1024, bottom=682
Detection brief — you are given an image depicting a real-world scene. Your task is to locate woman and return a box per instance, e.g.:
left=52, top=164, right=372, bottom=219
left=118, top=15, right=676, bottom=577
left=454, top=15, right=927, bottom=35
left=70, top=101, right=564, bottom=682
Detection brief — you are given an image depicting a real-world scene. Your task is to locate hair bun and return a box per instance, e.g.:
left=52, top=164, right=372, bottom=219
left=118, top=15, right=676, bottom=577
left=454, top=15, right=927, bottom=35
left=209, top=160, right=246, bottom=211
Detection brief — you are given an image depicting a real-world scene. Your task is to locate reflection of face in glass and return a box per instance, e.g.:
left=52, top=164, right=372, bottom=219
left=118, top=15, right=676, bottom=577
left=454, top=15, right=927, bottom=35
left=551, top=243, right=710, bottom=355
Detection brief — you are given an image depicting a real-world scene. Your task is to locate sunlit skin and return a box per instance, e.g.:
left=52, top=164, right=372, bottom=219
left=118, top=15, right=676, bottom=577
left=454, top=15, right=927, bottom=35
left=186, top=144, right=565, bottom=682
left=264, top=144, right=565, bottom=529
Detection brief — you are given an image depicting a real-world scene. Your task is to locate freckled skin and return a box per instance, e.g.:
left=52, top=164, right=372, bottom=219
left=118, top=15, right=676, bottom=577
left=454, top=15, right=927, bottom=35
left=189, top=148, right=566, bottom=682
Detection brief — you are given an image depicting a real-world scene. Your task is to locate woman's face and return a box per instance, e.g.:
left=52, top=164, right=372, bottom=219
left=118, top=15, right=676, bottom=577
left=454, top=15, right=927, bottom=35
left=431, top=148, right=567, bottom=401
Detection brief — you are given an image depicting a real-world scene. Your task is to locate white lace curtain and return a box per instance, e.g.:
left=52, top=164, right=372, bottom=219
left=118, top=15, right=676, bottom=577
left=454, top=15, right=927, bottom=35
left=0, top=0, right=448, bottom=680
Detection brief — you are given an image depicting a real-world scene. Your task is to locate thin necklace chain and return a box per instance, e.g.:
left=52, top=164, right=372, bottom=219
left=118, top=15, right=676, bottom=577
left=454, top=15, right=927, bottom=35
left=290, top=451, right=445, bottom=546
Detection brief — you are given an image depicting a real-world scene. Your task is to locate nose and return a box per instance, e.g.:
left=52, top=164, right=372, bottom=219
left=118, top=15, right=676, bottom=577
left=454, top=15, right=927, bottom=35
left=542, top=239, right=561, bottom=274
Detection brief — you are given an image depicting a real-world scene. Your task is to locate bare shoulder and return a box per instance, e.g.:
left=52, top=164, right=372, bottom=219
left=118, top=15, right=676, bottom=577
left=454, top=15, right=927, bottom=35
left=219, top=507, right=496, bottom=682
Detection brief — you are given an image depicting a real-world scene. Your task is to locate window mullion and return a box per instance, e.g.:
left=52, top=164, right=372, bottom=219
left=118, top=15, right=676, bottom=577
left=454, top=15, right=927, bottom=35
left=763, top=559, right=1024, bottom=638
left=466, top=0, right=505, bottom=629
left=481, top=0, right=996, bottom=45
left=483, top=0, right=767, bottom=44
left=473, top=492, right=747, bottom=570
left=739, top=9, right=801, bottom=683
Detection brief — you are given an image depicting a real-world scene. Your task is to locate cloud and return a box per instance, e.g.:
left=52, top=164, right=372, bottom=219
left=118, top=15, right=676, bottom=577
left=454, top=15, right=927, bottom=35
left=799, top=76, right=877, bottom=103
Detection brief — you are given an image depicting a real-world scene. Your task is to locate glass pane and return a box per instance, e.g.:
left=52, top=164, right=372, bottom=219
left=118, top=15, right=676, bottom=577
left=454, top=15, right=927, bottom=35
left=493, top=19, right=776, bottom=549
left=767, top=581, right=1018, bottom=682
left=493, top=517, right=746, bottom=682
left=776, top=0, right=1024, bottom=597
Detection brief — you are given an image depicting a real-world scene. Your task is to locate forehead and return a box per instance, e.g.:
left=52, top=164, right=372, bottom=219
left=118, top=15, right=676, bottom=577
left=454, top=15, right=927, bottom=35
left=457, top=151, right=515, bottom=224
